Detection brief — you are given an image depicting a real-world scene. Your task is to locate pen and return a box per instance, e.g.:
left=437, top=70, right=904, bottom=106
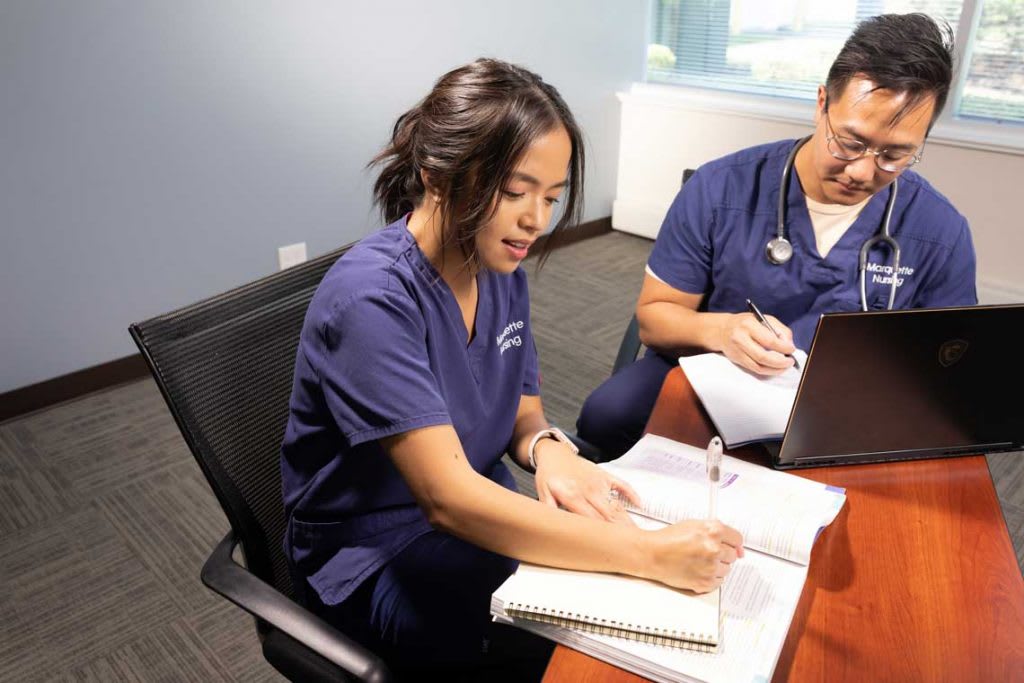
left=745, top=299, right=800, bottom=370
left=706, top=436, right=722, bottom=520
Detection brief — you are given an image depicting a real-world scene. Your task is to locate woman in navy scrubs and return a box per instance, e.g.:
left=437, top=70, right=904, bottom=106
left=280, top=59, right=744, bottom=680
left=578, top=14, right=978, bottom=458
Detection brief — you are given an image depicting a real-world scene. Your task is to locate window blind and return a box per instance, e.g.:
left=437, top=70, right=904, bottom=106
left=647, top=1, right=996, bottom=118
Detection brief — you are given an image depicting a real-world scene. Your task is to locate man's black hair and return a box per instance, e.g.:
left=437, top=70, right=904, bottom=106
left=827, top=13, right=955, bottom=127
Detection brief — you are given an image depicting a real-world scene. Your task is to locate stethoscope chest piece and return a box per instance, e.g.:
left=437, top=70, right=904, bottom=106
left=767, top=136, right=811, bottom=268
left=766, top=236, right=794, bottom=265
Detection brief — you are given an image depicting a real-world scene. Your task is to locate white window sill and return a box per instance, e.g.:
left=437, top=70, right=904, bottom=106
left=620, top=82, right=1024, bottom=157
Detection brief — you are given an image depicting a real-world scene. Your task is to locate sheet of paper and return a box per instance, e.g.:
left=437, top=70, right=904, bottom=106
left=678, top=351, right=807, bottom=447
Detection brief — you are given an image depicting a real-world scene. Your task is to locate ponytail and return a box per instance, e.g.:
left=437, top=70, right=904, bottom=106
left=370, top=108, right=424, bottom=224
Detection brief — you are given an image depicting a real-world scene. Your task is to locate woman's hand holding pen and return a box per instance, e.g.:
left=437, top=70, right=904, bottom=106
left=714, top=312, right=797, bottom=376
left=532, top=439, right=640, bottom=526
left=532, top=437, right=743, bottom=593
left=647, top=520, right=745, bottom=593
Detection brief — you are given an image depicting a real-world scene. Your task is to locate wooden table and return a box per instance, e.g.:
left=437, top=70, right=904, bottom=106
left=543, top=367, right=1024, bottom=682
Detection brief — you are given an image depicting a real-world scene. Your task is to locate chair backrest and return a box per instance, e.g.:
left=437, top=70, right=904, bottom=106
left=682, top=168, right=695, bottom=188
left=129, top=244, right=352, bottom=599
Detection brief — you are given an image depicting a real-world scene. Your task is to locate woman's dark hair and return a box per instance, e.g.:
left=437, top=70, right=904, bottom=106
left=826, top=13, right=954, bottom=128
left=370, top=58, right=585, bottom=268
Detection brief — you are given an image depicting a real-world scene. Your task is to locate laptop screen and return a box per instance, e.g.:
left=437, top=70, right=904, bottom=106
left=775, top=304, right=1024, bottom=468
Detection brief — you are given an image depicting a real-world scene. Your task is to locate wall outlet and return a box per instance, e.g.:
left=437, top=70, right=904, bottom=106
left=277, top=242, right=307, bottom=270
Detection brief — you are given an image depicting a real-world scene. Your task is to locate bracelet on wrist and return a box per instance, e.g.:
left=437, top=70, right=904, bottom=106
left=527, top=427, right=579, bottom=470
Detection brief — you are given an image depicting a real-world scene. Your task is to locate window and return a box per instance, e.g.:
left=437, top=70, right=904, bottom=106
left=647, top=0, right=1024, bottom=127
left=959, top=1, right=1024, bottom=122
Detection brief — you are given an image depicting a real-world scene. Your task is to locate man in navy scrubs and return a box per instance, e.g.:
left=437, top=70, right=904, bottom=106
left=578, top=13, right=977, bottom=457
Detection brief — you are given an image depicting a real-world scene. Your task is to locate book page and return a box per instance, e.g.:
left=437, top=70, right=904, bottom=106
left=678, top=351, right=807, bottom=447
left=603, top=435, right=845, bottom=565
left=495, top=549, right=807, bottom=683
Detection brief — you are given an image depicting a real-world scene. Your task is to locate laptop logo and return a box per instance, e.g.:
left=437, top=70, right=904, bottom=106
left=938, top=339, right=968, bottom=368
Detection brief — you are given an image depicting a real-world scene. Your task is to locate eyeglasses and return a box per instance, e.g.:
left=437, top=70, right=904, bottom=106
left=823, top=108, right=922, bottom=173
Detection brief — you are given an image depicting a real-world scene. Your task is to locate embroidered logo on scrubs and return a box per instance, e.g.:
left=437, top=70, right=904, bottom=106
left=864, top=261, right=915, bottom=287
left=496, top=320, right=524, bottom=355
left=938, top=339, right=968, bottom=368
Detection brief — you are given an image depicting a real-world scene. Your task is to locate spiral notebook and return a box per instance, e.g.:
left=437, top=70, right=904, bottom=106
left=491, top=563, right=720, bottom=652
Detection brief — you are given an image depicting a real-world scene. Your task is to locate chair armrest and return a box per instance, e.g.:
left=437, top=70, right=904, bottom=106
left=567, top=432, right=613, bottom=463
left=612, top=315, right=642, bottom=375
left=201, top=531, right=391, bottom=683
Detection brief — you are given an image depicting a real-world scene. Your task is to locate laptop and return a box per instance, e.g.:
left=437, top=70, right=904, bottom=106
left=771, top=303, right=1024, bottom=469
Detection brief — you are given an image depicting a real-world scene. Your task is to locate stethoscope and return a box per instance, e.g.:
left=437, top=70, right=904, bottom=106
left=766, top=136, right=901, bottom=311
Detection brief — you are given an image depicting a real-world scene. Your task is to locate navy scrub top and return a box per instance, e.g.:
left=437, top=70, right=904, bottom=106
left=647, top=139, right=978, bottom=350
left=280, top=216, right=540, bottom=605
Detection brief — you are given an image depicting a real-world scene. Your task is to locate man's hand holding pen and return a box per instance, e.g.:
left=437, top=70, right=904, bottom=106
left=709, top=301, right=798, bottom=376
left=746, top=299, right=800, bottom=370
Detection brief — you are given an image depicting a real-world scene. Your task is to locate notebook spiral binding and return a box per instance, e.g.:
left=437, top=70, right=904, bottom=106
left=504, top=602, right=719, bottom=652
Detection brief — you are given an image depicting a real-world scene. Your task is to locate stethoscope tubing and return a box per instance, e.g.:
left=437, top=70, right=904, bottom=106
left=771, top=137, right=900, bottom=311
left=858, top=184, right=900, bottom=311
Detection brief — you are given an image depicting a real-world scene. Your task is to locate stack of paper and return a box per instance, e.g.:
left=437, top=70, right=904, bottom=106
left=494, top=551, right=808, bottom=683
left=491, top=434, right=846, bottom=683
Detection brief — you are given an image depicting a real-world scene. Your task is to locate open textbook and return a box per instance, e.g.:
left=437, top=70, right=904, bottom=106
left=491, top=434, right=846, bottom=683
left=678, top=350, right=808, bottom=447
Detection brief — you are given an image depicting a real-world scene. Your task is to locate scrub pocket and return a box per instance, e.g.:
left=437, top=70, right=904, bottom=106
left=288, top=507, right=432, bottom=606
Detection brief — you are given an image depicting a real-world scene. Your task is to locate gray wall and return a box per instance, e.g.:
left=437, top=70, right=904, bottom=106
left=1, top=1, right=648, bottom=393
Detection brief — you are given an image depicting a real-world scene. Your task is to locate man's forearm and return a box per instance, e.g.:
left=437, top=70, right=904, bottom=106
left=637, top=302, right=730, bottom=355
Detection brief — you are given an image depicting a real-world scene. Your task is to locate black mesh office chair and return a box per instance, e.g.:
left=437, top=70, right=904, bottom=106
left=570, top=169, right=697, bottom=462
left=129, top=244, right=391, bottom=683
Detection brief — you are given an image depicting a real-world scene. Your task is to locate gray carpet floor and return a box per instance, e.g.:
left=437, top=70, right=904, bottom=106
left=1, top=230, right=1022, bottom=682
